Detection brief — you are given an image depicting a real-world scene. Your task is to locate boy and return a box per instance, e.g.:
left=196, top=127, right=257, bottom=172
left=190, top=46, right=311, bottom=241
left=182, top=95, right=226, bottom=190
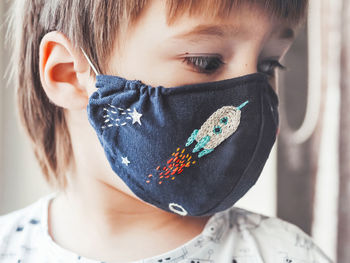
left=0, top=0, right=333, bottom=262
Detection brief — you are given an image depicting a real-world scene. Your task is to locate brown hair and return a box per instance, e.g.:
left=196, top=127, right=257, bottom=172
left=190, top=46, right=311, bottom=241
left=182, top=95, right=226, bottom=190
left=6, top=0, right=308, bottom=189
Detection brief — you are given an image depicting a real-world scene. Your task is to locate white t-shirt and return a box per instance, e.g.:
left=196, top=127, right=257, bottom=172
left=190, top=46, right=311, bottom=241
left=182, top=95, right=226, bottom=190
left=0, top=193, right=333, bottom=263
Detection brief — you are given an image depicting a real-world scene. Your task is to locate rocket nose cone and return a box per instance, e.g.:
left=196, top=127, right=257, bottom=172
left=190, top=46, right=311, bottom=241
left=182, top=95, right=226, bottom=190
left=237, top=100, right=249, bottom=110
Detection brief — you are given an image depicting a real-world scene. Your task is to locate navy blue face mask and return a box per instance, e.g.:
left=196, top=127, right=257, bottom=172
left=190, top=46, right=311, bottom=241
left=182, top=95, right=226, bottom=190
left=82, top=49, right=279, bottom=217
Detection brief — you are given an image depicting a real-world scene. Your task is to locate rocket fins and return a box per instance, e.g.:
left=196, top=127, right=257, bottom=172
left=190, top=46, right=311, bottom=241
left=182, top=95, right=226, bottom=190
left=198, top=148, right=214, bottom=158
left=185, top=129, right=199, bottom=147
left=193, top=135, right=211, bottom=153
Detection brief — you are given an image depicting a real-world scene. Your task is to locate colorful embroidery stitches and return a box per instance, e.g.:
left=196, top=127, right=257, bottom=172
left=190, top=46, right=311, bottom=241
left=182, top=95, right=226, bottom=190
left=186, top=100, right=249, bottom=158
left=146, top=101, right=249, bottom=186
left=146, top=147, right=196, bottom=185
left=101, top=104, right=142, bottom=129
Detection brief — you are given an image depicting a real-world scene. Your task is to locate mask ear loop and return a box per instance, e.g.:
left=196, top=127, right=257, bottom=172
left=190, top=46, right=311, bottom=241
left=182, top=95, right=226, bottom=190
left=80, top=47, right=100, bottom=76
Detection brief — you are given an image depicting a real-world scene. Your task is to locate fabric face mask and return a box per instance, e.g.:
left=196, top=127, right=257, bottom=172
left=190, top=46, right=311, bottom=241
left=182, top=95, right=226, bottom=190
left=83, top=50, right=279, bottom=217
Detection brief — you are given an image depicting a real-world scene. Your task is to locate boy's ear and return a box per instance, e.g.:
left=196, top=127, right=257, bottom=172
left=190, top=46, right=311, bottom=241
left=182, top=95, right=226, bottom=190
left=39, top=31, right=92, bottom=110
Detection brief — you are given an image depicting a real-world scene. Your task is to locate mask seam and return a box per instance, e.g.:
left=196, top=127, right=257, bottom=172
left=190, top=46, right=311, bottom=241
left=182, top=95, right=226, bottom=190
left=160, top=80, right=264, bottom=96
left=96, top=74, right=268, bottom=95
left=96, top=72, right=266, bottom=87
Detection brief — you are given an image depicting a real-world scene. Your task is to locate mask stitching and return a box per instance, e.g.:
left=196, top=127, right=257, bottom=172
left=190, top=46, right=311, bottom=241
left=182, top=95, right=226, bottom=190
left=96, top=76, right=267, bottom=96
left=101, top=104, right=142, bottom=129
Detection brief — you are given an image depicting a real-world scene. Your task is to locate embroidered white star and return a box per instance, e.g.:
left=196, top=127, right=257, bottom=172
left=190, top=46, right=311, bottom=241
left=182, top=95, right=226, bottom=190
left=121, top=156, right=130, bottom=166
left=128, top=108, right=142, bottom=125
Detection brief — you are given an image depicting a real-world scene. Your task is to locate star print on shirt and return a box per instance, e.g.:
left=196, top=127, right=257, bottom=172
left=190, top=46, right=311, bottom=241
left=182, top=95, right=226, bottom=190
left=121, top=156, right=130, bottom=166
left=128, top=108, right=142, bottom=125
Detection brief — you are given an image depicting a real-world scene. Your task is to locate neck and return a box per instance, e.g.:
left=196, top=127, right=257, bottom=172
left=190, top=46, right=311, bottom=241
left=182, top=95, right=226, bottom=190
left=48, top=168, right=211, bottom=261
left=60, top=173, right=198, bottom=235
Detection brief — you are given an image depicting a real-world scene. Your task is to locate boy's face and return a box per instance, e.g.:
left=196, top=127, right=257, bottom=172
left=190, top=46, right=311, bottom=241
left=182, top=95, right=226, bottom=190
left=41, top=0, right=299, bottom=203
left=103, top=0, right=297, bottom=93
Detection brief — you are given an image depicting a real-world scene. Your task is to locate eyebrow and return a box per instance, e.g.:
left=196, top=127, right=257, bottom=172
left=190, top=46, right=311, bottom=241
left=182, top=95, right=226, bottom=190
left=172, top=24, right=295, bottom=40
left=173, top=24, right=246, bottom=40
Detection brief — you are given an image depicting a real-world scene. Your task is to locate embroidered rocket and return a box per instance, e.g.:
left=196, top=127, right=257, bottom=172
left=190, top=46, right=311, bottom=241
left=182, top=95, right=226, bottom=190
left=186, top=100, right=249, bottom=158
left=146, top=101, right=249, bottom=185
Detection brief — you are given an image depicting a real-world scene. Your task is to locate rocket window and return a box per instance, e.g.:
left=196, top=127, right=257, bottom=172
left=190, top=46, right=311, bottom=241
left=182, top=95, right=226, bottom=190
left=220, top=116, right=228, bottom=125
left=213, top=125, right=222, bottom=134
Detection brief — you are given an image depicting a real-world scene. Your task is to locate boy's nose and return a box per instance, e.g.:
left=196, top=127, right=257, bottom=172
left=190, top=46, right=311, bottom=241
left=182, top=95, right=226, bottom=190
left=220, top=51, right=260, bottom=79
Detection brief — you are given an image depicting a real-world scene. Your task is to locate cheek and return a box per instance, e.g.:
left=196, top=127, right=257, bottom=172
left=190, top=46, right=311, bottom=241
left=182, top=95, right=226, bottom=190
left=66, top=108, right=108, bottom=176
left=67, top=108, right=138, bottom=197
left=86, top=76, right=98, bottom=97
left=108, top=41, right=188, bottom=88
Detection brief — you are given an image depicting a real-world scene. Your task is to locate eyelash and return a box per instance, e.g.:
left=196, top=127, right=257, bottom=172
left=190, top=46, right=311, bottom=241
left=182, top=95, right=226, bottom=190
left=182, top=56, right=287, bottom=77
left=257, top=60, right=287, bottom=77
left=182, top=56, right=225, bottom=75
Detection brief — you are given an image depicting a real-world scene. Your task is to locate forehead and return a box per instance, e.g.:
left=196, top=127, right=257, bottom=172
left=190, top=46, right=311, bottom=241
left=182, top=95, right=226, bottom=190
left=162, top=2, right=298, bottom=44
left=160, top=1, right=300, bottom=44
left=114, top=0, right=300, bottom=65
left=165, top=0, right=306, bottom=28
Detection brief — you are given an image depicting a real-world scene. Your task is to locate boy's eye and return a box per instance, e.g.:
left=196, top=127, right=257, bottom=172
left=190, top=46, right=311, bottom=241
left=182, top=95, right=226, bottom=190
left=257, top=60, right=287, bottom=78
left=182, top=55, right=286, bottom=78
left=182, top=55, right=224, bottom=75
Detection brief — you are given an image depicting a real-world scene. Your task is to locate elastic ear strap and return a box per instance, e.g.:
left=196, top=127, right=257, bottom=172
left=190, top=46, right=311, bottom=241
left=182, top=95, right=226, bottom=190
left=80, top=47, right=100, bottom=76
